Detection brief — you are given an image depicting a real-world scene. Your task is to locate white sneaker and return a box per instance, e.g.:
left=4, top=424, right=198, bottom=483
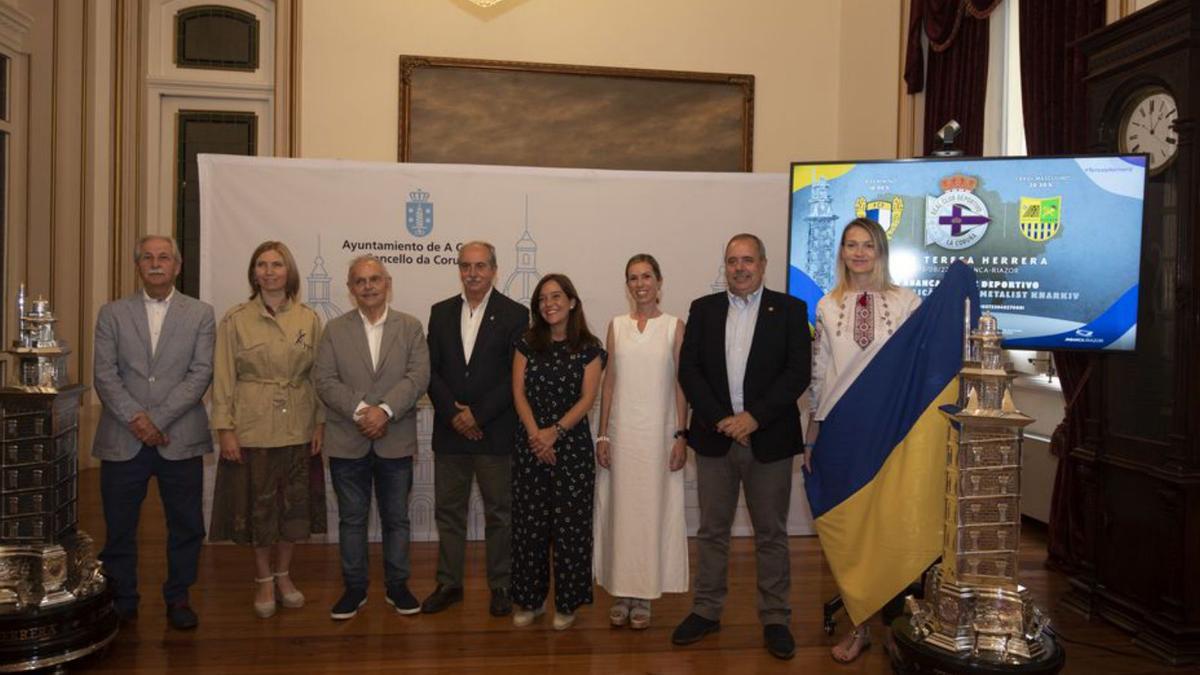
left=512, top=604, right=545, bottom=627
left=553, top=611, right=576, bottom=631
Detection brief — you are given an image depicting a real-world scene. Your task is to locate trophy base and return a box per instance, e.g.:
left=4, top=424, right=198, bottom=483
left=891, top=616, right=1064, bottom=674
left=0, top=584, right=118, bottom=672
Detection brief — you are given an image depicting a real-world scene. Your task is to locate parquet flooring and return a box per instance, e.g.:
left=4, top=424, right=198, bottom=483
left=65, top=469, right=1174, bottom=673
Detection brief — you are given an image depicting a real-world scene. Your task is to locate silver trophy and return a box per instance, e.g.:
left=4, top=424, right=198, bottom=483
left=9, top=285, right=71, bottom=392
left=905, top=307, right=1053, bottom=664
left=0, top=285, right=116, bottom=670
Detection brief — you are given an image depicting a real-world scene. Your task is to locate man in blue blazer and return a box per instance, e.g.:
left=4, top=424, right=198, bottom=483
left=673, top=233, right=811, bottom=660
left=421, top=242, right=529, bottom=617
left=92, top=235, right=215, bottom=630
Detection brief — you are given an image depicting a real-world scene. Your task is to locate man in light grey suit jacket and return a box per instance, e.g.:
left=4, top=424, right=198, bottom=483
left=92, top=235, right=215, bottom=630
left=313, top=255, right=430, bottom=620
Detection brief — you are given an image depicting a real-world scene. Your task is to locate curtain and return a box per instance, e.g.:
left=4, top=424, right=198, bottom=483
left=904, top=0, right=1002, bottom=156
left=1018, top=0, right=1106, bottom=572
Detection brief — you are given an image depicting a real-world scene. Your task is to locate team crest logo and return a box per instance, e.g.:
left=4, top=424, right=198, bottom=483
left=406, top=188, right=433, bottom=237
left=924, top=174, right=990, bottom=250
left=1018, top=196, right=1062, bottom=242
left=854, top=196, right=904, bottom=239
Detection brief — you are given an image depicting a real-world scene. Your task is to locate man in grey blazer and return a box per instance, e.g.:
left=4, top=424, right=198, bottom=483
left=313, top=255, right=430, bottom=620
left=92, top=234, right=215, bottom=630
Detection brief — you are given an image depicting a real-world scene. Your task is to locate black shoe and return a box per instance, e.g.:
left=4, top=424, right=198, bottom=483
left=764, top=624, right=796, bottom=660
left=420, top=584, right=463, bottom=614
left=165, top=603, right=198, bottom=630
left=671, top=613, right=720, bottom=645
left=330, top=588, right=368, bottom=620
left=386, top=584, right=421, bottom=615
left=489, top=588, right=512, bottom=617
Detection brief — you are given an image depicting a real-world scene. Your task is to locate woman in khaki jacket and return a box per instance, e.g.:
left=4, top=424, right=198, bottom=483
left=209, top=240, right=327, bottom=618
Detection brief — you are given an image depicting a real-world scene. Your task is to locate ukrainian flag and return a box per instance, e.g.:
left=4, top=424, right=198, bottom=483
left=805, top=261, right=980, bottom=625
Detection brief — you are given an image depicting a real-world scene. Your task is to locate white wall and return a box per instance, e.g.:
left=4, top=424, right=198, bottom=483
left=300, top=0, right=904, bottom=170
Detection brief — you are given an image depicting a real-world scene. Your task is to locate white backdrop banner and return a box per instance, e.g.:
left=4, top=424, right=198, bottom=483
left=198, top=155, right=814, bottom=540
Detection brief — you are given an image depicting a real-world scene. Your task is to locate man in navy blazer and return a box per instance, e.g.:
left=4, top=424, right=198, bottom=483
left=92, top=235, right=215, bottom=630
left=673, top=233, right=810, bottom=660
left=421, top=241, right=528, bottom=617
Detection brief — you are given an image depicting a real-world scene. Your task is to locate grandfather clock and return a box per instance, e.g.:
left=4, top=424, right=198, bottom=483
left=1067, top=0, right=1199, bottom=665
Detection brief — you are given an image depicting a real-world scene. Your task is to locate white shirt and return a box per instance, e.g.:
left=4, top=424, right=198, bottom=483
left=725, top=285, right=763, bottom=414
left=354, top=309, right=394, bottom=420
left=810, top=287, right=921, bottom=420
left=460, top=287, right=492, bottom=364
left=143, top=288, right=174, bottom=357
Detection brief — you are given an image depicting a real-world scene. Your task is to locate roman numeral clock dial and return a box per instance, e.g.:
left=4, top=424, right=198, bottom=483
left=1119, top=88, right=1179, bottom=174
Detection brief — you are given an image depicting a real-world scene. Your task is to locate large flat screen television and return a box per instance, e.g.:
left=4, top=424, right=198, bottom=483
left=787, top=155, right=1148, bottom=351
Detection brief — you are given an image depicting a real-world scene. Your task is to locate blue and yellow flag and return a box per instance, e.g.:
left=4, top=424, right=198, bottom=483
left=805, top=261, right=980, bottom=625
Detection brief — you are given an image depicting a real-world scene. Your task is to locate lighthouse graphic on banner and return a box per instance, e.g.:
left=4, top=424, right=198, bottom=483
left=306, top=236, right=343, bottom=321
left=805, top=174, right=839, bottom=292
left=502, top=195, right=541, bottom=308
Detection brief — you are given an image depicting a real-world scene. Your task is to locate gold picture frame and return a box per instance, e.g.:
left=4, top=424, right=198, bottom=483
left=398, top=55, right=754, bottom=172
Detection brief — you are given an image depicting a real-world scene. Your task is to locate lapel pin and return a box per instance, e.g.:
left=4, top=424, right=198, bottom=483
left=768, top=306, right=775, bottom=312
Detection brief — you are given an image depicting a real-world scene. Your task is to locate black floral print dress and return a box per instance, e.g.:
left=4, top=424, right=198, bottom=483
left=511, top=338, right=605, bottom=614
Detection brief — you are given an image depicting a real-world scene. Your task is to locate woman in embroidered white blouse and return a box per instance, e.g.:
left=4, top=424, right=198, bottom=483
left=804, top=217, right=920, bottom=664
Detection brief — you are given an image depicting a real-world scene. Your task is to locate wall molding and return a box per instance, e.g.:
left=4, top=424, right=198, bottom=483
left=0, top=1, right=33, bottom=52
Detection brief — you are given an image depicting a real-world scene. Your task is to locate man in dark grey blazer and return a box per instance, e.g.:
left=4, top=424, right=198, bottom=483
left=421, top=241, right=528, bottom=617
left=313, top=255, right=430, bottom=620
left=92, top=234, right=215, bottom=630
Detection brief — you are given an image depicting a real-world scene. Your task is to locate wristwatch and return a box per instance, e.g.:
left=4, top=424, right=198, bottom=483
left=673, top=429, right=689, bottom=440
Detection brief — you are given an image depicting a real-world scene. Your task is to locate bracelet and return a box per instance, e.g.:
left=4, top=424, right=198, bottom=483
left=803, top=443, right=815, bottom=450
left=554, top=422, right=567, bottom=438
left=596, top=435, right=611, bottom=443
left=673, top=429, right=689, bottom=440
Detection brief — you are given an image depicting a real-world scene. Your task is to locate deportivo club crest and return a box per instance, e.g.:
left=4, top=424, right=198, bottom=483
left=924, top=174, right=990, bottom=250
left=406, top=188, right=433, bottom=237
left=1018, top=196, right=1062, bottom=242
left=855, top=196, right=904, bottom=239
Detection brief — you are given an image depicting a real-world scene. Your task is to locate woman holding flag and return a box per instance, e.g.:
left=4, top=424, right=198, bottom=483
left=805, top=217, right=920, bottom=663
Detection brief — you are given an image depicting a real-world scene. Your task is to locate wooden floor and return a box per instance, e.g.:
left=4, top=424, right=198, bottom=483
left=67, top=469, right=1172, bottom=674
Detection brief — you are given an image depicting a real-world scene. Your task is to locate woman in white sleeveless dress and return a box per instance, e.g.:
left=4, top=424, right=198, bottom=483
left=594, top=254, right=689, bottom=630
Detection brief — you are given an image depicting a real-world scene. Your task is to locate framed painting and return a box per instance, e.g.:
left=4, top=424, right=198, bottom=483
left=398, top=55, right=754, bottom=171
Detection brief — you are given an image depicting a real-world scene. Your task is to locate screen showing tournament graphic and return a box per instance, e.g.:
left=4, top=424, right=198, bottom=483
left=786, top=155, right=1148, bottom=351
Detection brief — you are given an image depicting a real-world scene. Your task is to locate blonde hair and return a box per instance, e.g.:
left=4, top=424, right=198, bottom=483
left=247, top=241, right=301, bottom=301
left=829, top=218, right=896, bottom=302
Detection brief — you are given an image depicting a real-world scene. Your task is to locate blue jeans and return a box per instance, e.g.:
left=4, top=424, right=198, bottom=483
left=329, top=451, right=413, bottom=591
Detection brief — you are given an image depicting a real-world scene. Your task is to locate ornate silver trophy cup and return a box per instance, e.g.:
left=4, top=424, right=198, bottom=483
left=0, top=285, right=117, bottom=671
left=892, top=305, right=1064, bottom=674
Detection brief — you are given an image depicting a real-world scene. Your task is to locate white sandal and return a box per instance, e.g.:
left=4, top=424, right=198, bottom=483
left=273, top=570, right=305, bottom=608
left=629, top=599, right=651, bottom=630
left=610, top=598, right=631, bottom=627
left=254, top=576, right=277, bottom=618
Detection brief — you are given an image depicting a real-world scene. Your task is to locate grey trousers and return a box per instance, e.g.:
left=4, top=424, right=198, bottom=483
left=692, top=442, right=793, bottom=626
left=433, top=453, right=512, bottom=590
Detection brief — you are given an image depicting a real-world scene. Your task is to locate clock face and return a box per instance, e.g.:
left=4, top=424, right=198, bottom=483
left=1119, top=88, right=1179, bottom=173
